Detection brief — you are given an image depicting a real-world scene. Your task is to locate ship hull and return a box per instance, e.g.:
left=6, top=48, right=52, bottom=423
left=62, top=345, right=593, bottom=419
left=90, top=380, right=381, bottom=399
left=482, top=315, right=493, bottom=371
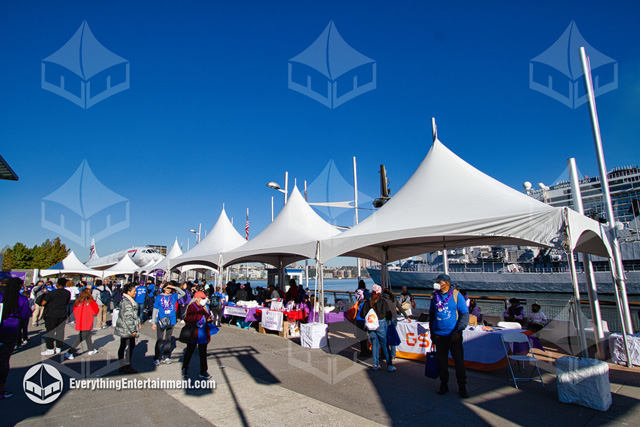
left=367, top=268, right=640, bottom=295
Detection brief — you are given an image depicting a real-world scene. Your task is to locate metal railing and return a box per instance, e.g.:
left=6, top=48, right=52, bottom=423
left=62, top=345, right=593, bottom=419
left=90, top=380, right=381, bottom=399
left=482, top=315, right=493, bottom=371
left=321, top=290, right=640, bottom=333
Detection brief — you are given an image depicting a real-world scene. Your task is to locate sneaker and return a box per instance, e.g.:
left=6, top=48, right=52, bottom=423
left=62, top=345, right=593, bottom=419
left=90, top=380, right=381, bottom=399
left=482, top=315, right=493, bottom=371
left=17, top=343, right=23, bottom=349
left=181, top=369, right=188, bottom=379
left=180, top=320, right=185, bottom=324
left=219, top=364, right=226, bottom=369
left=64, top=352, right=75, bottom=360
left=0, top=390, right=14, bottom=400
left=55, top=348, right=61, bottom=354
left=162, top=358, right=172, bottom=365
left=102, top=326, right=107, bottom=330
left=372, top=365, right=381, bottom=371
left=87, top=350, right=98, bottom=356
left=153, top=359, right=161, bottom=366
left=41, top=349, right=55, bottom=356
left=199, top=372, right=212, bottom=379
left=387, top=365, right=397, bottom=372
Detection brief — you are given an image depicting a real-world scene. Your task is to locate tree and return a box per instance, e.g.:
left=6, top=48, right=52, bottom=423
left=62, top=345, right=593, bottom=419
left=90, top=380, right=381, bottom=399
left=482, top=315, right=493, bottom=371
left=1, top=238, right=69, bottom=269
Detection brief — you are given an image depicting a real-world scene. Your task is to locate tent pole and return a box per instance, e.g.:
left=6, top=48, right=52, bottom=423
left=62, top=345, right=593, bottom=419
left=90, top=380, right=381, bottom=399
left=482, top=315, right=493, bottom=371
left=609, top=267, right=633, bottom=367
left=381, top=247, right=388, bottom=289
left=442, top=237, right=449, bottom=275
left=567, top=245, right=589, bottom=358
left=580, top=47, right=634, bottom=333
left=568, top=158, right=606, bottom=359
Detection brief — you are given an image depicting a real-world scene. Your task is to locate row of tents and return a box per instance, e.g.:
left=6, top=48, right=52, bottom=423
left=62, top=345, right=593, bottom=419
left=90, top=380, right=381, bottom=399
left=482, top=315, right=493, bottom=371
left=41, top=137, right=612, bottom=283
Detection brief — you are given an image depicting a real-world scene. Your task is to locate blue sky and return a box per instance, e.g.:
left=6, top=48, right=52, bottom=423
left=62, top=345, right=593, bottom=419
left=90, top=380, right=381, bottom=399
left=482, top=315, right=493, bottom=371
left=1, top=1, right=639, bottom=266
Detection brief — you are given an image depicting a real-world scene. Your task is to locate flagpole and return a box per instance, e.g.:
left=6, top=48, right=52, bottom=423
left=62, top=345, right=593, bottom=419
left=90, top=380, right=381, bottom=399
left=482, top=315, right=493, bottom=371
left=353, top=156, right=361, bottom=283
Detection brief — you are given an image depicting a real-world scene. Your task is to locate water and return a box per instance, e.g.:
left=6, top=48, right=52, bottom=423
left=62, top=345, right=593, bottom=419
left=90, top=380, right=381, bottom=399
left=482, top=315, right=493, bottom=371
left=245, top=278, right=639, bottom=332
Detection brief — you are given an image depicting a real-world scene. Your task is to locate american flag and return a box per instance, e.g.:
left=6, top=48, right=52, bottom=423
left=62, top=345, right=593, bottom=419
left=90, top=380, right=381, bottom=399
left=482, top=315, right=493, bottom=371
left=245, top=208, right=249, bottom=240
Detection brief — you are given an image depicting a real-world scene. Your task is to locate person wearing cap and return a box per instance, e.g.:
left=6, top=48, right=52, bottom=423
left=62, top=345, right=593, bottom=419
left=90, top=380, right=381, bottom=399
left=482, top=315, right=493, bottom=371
left=361, top=284, right=396, bottom=372
left=182, top=291, right=215, bottom=380
left=429, top=274, right=469, bottom=398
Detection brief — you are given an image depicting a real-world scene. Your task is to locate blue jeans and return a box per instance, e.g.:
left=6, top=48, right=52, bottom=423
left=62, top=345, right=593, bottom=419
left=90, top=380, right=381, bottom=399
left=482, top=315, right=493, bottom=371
left=388, top=319, right=398, bottom=359
left=138, top=304, right=145, bottom=322
left=369, top=320, right=391, bottom=367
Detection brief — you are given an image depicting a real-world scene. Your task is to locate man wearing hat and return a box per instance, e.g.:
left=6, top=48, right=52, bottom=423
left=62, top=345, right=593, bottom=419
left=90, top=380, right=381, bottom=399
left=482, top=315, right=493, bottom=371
left=429, top=274, right=469, bottom=397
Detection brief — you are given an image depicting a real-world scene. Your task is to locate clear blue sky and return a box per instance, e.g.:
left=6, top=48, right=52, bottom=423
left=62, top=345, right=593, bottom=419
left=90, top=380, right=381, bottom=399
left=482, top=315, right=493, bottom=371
left=1, top=1, right=639, bottom=266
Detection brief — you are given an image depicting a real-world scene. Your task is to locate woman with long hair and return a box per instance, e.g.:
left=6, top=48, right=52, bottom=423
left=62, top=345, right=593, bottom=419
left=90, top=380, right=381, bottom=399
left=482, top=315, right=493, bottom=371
left=0, top=278, right=32, bottom=400
left=151, top=282, right=185, bottom=366
left=182, top=291, right=214, bottom=379
left=64, top=289, right=99, bottom=360
left=114, top=283, right=140, bottom=374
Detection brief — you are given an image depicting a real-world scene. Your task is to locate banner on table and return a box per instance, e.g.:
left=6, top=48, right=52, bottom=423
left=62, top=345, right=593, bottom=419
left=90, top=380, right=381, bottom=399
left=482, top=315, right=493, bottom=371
left=224, top=306, right=249, bottom=318
left=395, top=321, right=432, bottom=361
left=262, top=309, right=284, bottom=331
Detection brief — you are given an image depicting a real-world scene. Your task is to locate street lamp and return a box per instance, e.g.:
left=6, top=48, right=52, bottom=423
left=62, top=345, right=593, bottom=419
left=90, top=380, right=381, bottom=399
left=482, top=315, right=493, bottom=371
left=267, top=171, right=289, bottom=220
left=189, top=224, right=201, bottom=244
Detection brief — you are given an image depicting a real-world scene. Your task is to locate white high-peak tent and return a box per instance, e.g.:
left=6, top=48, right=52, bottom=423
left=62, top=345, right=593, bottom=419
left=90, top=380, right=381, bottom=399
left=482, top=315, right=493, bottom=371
left=40, top=251, right=102, bottom=277
left=223, top=187, right=342, bottom=268
left=172, top=208, right=247, bottom=272
left=319, top=138, right=611, bottom=266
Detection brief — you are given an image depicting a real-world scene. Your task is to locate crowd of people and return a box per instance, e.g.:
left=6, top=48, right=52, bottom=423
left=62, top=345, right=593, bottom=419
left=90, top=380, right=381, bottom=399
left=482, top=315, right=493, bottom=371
left=0, top=272, right=557, bottom=402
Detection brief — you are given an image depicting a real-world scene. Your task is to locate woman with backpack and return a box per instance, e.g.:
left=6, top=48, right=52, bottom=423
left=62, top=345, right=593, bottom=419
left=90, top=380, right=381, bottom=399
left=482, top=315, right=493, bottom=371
left=114, top=283, right=140, bottom=374
left=64, top=289, right=100, bottom=360
left=151, top=282, right=185, bottom=366
left=182, top=291, right=215, bottom=380
left=177, top=282, right=191, bottom=323
left=361, top=285, right=395, bottom=372
left=0, top=278, right=32, bottom=400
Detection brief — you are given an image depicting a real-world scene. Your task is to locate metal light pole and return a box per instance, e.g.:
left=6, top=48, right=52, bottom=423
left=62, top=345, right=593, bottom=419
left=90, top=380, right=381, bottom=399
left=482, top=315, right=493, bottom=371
left=579, top=47, right=634, bottom=334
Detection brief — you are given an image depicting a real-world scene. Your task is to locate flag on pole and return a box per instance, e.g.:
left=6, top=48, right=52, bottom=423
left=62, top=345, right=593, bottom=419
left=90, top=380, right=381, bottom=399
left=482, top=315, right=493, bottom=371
left=245, top=208, right=249, bottom=240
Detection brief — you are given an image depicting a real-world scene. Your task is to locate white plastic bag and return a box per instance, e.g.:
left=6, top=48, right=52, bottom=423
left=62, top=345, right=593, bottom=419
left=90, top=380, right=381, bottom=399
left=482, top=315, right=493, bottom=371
left=364, top=308, right=379, bottom=331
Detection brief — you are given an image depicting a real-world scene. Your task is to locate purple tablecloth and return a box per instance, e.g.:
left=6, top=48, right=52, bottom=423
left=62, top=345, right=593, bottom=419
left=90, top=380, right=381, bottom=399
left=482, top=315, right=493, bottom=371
left=307, top=311, right=345, bottom=323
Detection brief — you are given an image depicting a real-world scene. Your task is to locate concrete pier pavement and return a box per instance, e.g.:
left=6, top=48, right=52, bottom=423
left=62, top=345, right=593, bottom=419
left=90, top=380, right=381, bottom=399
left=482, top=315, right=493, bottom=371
left=2, top=318, right=640, bottom=426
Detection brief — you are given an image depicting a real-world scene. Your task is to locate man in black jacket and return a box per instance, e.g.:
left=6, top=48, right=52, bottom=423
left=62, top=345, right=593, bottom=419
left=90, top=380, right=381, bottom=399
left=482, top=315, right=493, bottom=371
left=40, top=277, right=70, bottom=355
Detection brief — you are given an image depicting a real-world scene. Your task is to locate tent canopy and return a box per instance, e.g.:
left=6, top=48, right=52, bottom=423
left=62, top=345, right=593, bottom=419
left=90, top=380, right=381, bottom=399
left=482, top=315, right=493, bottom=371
left=172, top=208, right=246, bottom=270
left=101, top=254, right=140, bottom=277
left=319, top=139, right=611, bottom=264
left=41, top=251, right=102, bottom=277
left=138, top=238, right=182, bottom=273
left=223, top=186, right=342, bottom=267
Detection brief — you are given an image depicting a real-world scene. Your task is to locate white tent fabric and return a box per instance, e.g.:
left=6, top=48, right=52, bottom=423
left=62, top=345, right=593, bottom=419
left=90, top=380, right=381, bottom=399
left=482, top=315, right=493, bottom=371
left=41, top=251, right=102, bottom=277
left=222, top=187, right=342, bottom=267
left=137, top=238, right=182, bottom=273
left=135, top=260, right=159, bottom=275
left=101, top=254, right=140, bottom=277
left=172, top=208, right=246, bottom=270
left=319, top=139, right=611, bottom=264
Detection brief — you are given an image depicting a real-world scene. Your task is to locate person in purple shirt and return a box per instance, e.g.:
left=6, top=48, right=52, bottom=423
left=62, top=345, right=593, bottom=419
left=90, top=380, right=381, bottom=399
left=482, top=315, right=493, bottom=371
left=0, top=278, right=32, bottom=400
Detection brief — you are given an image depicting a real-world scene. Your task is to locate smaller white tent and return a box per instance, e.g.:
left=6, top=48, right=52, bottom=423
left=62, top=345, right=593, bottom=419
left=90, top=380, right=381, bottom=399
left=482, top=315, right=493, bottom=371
left=101, top=254, right=140, bottom=277
left=41, top=251, right=102, bottom=277
left=138, top=239, right=183, bottom=273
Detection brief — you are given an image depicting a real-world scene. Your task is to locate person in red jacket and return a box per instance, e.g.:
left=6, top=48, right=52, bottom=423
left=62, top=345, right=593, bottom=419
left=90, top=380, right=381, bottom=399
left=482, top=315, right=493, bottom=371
left=181, top=291, right=214, bottom=379
left=64, top=289, right=99, bottom=360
